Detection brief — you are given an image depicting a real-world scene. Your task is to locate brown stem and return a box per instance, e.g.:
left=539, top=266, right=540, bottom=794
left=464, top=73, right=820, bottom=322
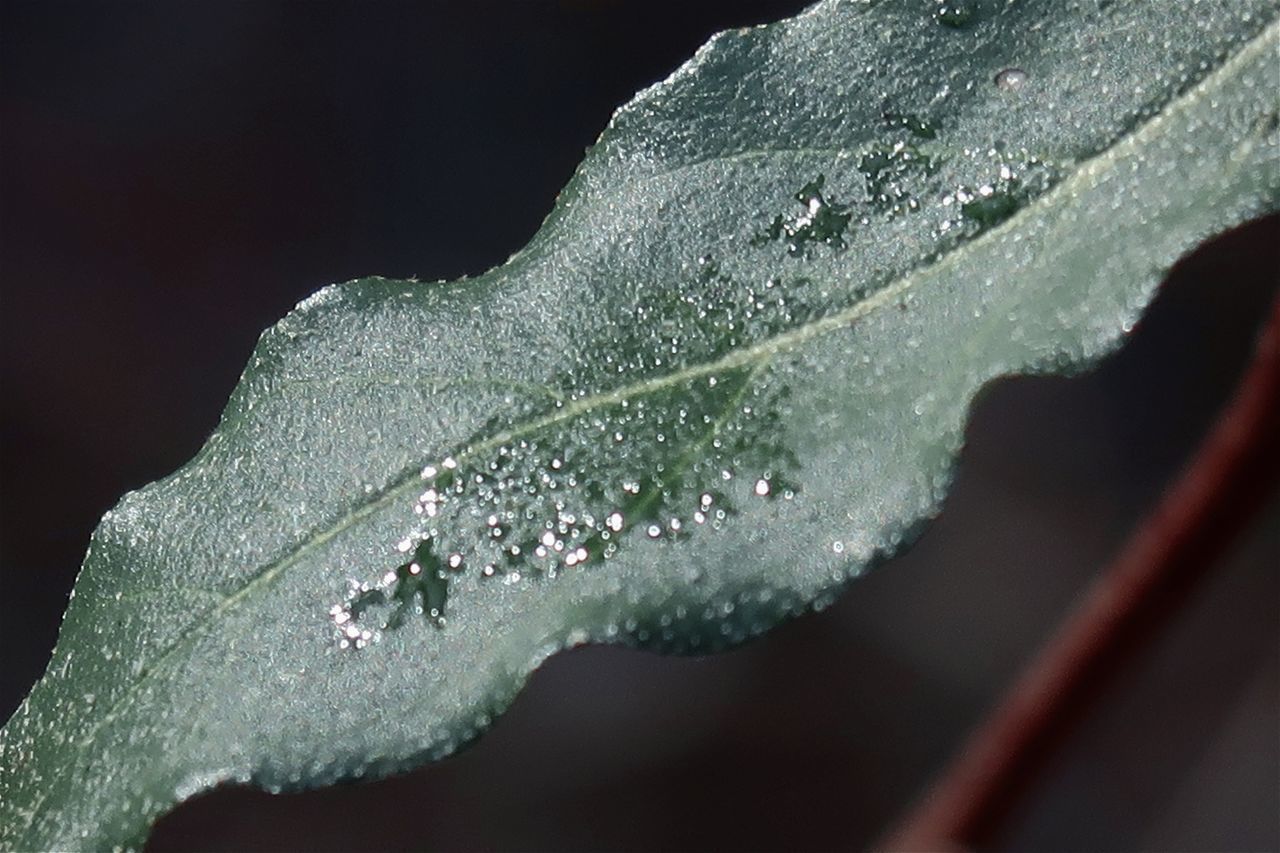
left=882, top=294, right=1280, bottom=851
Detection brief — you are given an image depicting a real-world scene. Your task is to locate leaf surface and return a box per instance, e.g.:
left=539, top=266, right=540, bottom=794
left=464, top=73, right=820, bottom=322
left=3, top=1, right=1278, bottom=848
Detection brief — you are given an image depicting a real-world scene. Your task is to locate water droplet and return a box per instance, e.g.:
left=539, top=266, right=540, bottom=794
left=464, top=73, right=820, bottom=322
left=995, top=67, right=1029, bottom=91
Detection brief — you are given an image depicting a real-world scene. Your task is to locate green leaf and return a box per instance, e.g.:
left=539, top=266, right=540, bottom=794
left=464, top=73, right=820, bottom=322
left=3, top=1, right=1278, bottom=848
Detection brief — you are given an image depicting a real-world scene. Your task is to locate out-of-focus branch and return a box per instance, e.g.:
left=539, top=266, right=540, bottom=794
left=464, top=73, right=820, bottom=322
left=883, top=294, right=1280, bottom=851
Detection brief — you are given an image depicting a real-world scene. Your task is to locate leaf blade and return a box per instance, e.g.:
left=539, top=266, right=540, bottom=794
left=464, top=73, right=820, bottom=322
left=3, top=2, right=1278, bottom=849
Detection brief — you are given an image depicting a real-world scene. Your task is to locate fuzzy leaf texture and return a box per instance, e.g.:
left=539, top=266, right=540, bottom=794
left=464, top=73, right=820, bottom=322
left=3, top=1, right=1278, bottom=849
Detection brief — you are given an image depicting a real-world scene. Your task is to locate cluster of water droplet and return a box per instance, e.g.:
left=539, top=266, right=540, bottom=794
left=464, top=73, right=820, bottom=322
left=330, top=538, right=451, bottom=648
left=331, top=370, right=800, bottom=646
left=749, top=151, right=938, bottom=264
left=750, top=174, right=854, bottom=256
left=937, top=150, right=1060, bottom=236
left=856, top=143, right=937, bottom=219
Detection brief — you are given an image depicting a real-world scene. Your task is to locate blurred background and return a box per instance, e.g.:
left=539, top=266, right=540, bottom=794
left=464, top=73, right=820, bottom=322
left=1, top=2, right=1276, bottom=850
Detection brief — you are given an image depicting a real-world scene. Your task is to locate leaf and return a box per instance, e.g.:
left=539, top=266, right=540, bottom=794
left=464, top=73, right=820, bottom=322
left=3, top=1, right=1278, bottom=848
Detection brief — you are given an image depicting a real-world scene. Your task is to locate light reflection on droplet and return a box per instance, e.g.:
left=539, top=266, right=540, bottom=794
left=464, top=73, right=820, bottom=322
left=995, top=67, right=1029, bottom=91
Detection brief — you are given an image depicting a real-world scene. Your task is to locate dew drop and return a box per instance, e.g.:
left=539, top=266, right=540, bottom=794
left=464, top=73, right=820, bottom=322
left=995, top=67, right=1029, bottom=91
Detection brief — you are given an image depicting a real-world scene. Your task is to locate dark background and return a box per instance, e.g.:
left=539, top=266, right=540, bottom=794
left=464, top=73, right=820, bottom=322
left=1, top=2, right=1276, bottom=850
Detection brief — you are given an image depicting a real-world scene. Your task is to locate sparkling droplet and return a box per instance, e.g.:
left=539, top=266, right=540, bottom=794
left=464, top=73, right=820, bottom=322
left=995, top=67, right=1029, bottom=91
